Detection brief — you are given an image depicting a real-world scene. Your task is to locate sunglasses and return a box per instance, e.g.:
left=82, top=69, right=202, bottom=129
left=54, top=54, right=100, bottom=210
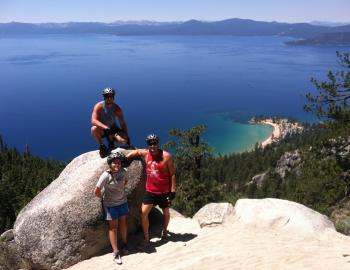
left=147, top=141, right=158, bottom=146
left=104, top=95, right=115, bottom=99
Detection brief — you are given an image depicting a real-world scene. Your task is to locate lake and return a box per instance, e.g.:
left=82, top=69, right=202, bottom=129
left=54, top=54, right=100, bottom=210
left=0, top=34, right=346, bottom=161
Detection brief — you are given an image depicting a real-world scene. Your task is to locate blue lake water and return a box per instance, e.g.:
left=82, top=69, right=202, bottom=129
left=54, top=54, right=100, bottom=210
left=0, top=34, right=347, bottom=161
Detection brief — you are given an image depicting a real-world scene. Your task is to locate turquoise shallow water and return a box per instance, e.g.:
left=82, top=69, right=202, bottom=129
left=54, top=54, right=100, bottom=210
left=196, top=113, right=273, bottom=155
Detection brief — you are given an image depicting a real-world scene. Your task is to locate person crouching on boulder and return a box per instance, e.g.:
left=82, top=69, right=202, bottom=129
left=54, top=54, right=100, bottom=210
left=94, top=152, right=129, bottom=265
left=91, top=87, right=130, bottom=158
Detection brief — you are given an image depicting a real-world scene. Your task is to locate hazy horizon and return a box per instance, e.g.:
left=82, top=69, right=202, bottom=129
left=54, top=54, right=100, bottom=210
left=1, top=0, right=349, bottom=24
left=2, top=18, right=350, bottom=25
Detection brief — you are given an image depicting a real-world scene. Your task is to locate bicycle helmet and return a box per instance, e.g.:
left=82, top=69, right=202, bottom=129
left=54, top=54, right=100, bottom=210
left=102, top=87, right=115, bottom=96
left=107, top=152, right=125, bottom=165
left=145, top=134, right=159, bottom=144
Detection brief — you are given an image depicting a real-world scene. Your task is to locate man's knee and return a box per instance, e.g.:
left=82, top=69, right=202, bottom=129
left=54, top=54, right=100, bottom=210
left=91, top=126, right=100, bottom=135
left=141, top=205, right=152, bottom=219
left=141, top=210, right=149, bottom=220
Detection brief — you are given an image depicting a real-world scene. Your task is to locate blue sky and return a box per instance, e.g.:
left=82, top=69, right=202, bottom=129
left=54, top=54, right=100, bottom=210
left=0, top=0, right=349, bottom=23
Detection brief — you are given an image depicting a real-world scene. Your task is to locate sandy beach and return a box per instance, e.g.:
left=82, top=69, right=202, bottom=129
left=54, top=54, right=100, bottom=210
left=253, top=118, right=304, bottom=148
left=259, top=119, right=281, bottom=148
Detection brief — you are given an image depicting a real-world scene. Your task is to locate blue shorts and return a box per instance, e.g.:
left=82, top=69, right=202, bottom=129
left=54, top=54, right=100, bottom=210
left=106, top=202, right=129, bottom=221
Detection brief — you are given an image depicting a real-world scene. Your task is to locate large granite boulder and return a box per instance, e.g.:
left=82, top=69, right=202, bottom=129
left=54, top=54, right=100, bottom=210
left=233, top=198, right=335, bottom=234
left=193, top=203, right=235, bottom=228
left=13, top=149, right=145, bottom=270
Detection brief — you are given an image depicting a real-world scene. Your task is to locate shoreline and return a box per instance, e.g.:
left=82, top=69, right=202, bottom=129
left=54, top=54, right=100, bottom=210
left=259, top=120, right=281, bottom=148
left=251, top=118, right=304, bottom=148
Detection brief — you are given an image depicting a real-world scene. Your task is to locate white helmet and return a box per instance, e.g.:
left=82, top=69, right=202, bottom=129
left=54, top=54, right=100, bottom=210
left=107, top=152, right=125, bottom=165
left=102, top=87, right=115, bottom=96
left=145, top=134, right=159, bottom=144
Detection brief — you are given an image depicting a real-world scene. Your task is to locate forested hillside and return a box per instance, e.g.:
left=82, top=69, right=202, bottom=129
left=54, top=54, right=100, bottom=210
left=0, top=137, right=65, bottom=233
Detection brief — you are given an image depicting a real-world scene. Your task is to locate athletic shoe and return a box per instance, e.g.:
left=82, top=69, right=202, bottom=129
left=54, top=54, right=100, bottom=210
left=137, top=241, right=150, bottom=251
left=99, top=144, right=108, bottom=158
left=113, top=251, right=122, bottom=265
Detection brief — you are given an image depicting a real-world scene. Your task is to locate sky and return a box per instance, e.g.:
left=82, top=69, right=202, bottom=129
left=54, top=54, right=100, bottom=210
left=0, top=0, right=349, bottom=24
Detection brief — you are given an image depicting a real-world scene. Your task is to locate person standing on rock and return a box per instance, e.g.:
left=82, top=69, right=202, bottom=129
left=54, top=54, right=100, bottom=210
left=126, top=134, right=176, bottom=249
left=94, top=152, right=129, bottom=265
left=91, top=87, right=130, bottom=158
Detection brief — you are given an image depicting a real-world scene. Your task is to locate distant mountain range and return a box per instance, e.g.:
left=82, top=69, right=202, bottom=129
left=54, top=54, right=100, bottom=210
left=1, top=18, right=350, bottom=44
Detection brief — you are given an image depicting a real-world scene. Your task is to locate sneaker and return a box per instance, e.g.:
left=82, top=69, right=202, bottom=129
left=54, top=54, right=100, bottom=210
left=113, top=251, right=122, bottom=265
left=99, top=144, right=108, bottom=158
left=137, top=241, right=150, bottom=251
left=121, top=242, right=129, bottom=255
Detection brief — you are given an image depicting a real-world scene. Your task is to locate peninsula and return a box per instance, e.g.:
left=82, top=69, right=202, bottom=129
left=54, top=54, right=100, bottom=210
left=250, top=117, right=304, bottom=148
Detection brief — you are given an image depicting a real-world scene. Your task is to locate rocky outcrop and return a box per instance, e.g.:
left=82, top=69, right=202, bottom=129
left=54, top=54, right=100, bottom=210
left=13, top=149, right=145, bottom=270
left=248, top=172, right=267, bottom=187
left=191, top=199, right=335, bottom=234
left=193, top=203, right=234, bottom=228
left=249, top=149, right=302, bottom=187
left=275, top=150, right=301, bottom=178
left=233, top=198, right=335, bottom=234
left=321, top=136, right=350, bottom=162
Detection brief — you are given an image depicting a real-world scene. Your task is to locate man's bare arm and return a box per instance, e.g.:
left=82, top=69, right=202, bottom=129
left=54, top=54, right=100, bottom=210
left=126, top=149, right=148, bottom=159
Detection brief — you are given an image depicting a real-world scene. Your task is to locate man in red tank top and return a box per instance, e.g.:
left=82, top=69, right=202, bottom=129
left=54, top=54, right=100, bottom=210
left=126, top=134, right=176, bottom=248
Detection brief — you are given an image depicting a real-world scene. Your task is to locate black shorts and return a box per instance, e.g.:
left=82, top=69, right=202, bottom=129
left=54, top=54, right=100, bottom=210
left=143, top=191, right=170, bottom=209
left=102, top=126, right=124, bottom=138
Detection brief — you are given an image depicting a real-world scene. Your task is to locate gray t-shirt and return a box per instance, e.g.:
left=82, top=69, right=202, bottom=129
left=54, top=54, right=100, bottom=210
left=100, top=102, right=118, bottom=128
left=96, top=169, right=127, bottom=207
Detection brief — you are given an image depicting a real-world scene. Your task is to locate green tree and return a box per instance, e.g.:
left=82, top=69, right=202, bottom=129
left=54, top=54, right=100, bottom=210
left=163, top=124, right=212, bottom=180
left=0, top=137, right=65, bottom=233
left=164, top=125, right=224, bottom=216
left=305, top=51, right=350, bottom=124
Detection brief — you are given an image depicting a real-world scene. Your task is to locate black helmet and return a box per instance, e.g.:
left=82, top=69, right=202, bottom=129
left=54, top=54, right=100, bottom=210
left=145, top=134, right=159, bottom=144
left=102, top=87, right=115, bottom=96
left=107, top=152, right=125, bottom=165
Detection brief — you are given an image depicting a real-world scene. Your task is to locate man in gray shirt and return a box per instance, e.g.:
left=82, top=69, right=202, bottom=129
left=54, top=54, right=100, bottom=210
left=91, top=87, right=130, bottom=158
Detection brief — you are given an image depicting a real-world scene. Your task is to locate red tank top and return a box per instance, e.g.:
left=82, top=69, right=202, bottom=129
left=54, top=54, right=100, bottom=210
left=146, top=151, right=171, bottom=194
